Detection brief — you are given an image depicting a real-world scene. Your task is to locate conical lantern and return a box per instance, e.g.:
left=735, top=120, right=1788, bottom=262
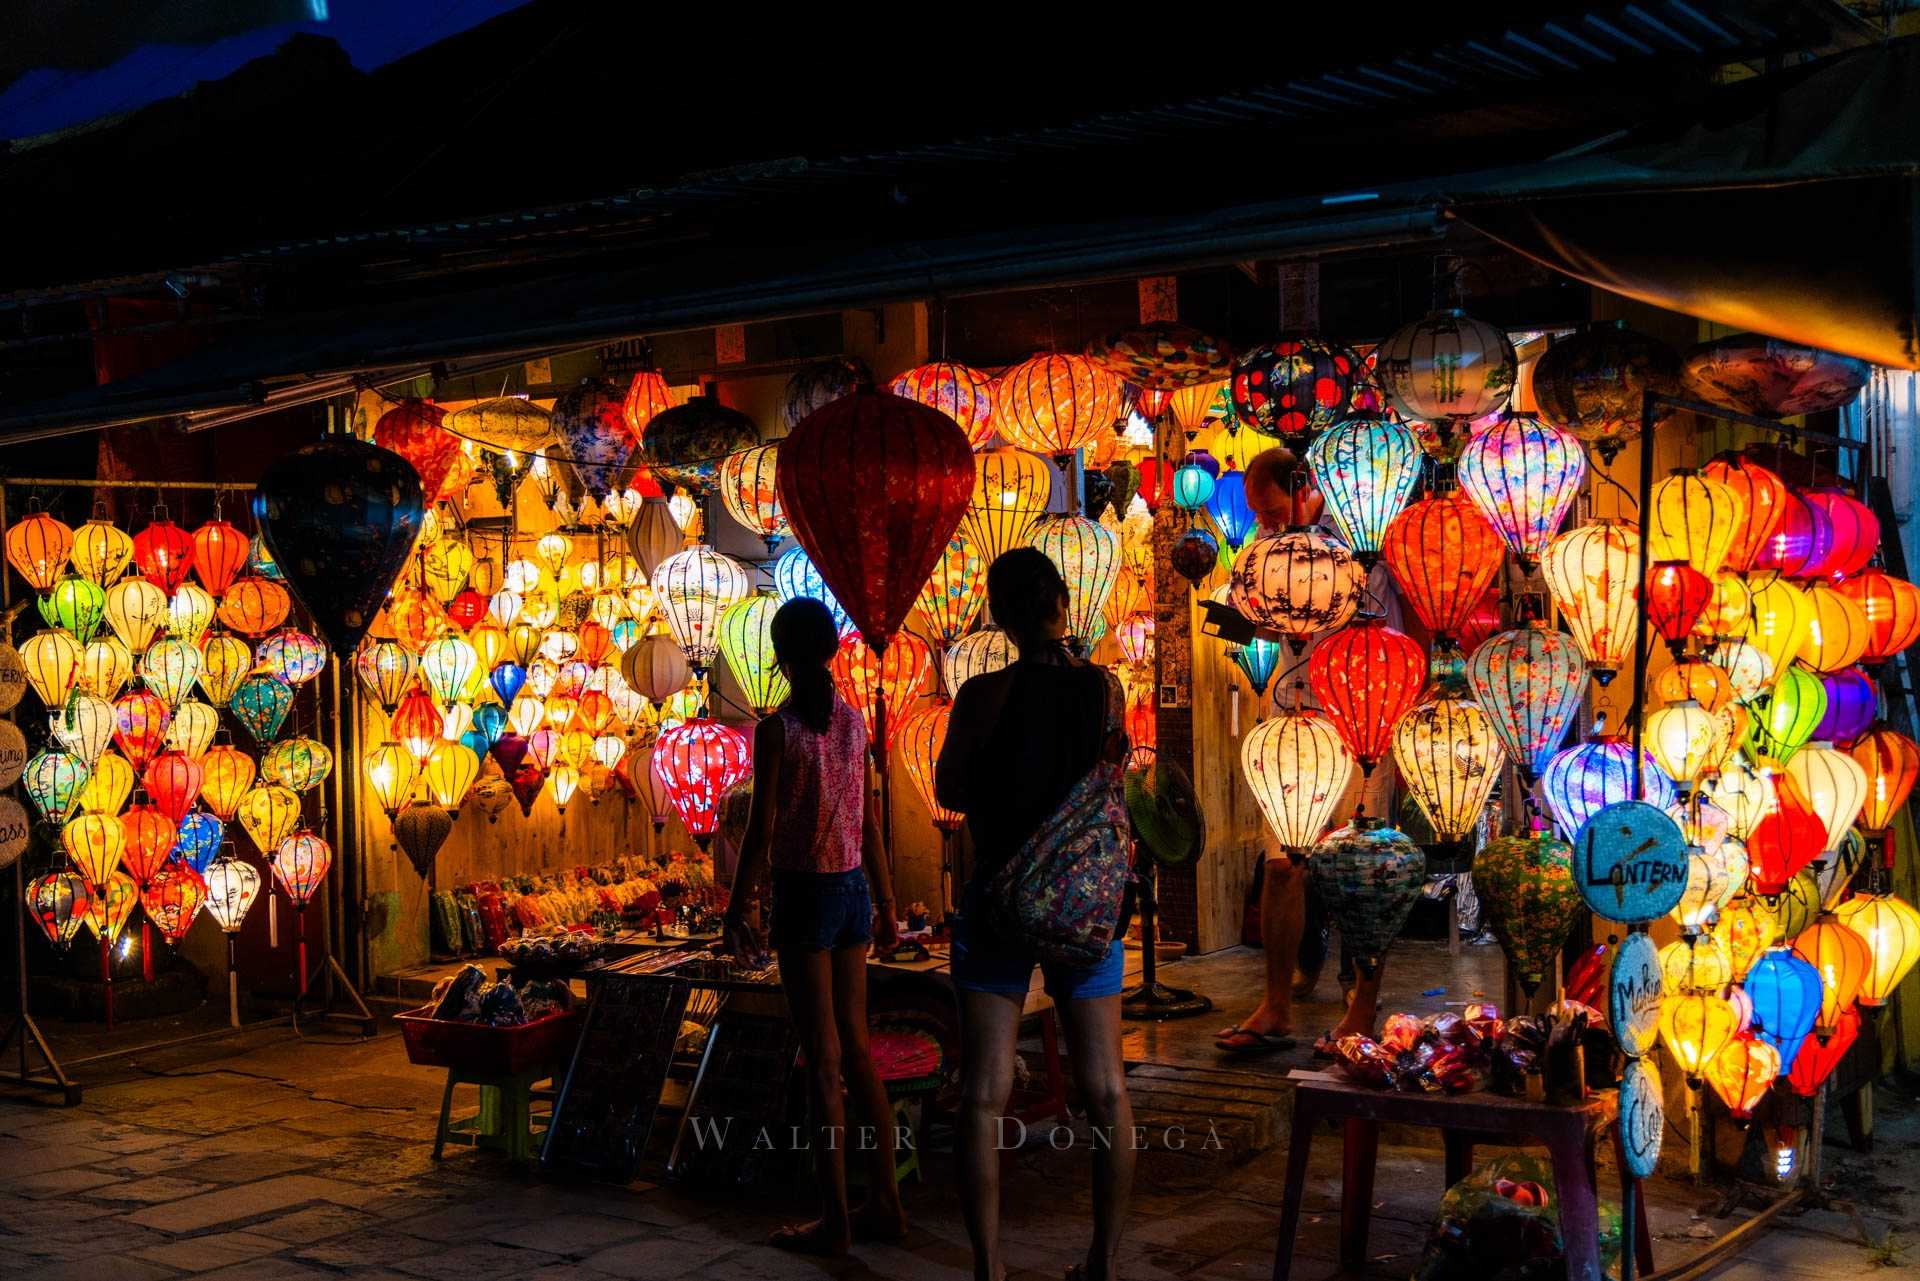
left=273, top=830, right=333, bottom=908
left=1306, top=819, right=1426, bottom=977
left=1029, top=515, right=1120, bottom=653
left=253, top=435, right=425, bottom=659
left=422, top=740, right=480, bottom=815
left=1466, top=625, right=1587, bottom=781
left=1836, top=568, right=1920, bottom=663
left=190, top=518, right=251, bottom=596
left=143, top=751, right=204, bottom=823
left=1455, top=417, right=1587, bottom=568
left=830, top=631, right=934, bottom=753
left=1390, top=664, right=1505, bottom=846
left=203, top=855, right=261, bottom=932
left=913, top=534, right=989, bottom=647
left=1229, top=528, right=1363, bottom=653
left=1541, top=733, right=1674, bottom=843
left=52, top=692, right=116, bottom=766
left=83, top=871, right=138, bottom=943
left=1787, top=1004, right=1859, bottom=1097
left=230, top=674, right=294, bottom=745
left=1797, top=583, right=1870, bottom=673
left=1715, top=894, right=1778, bottom=982
left=1242, top=709, right=1354, bottom=856
left=716, top=595, right=789, bottom=717
left=258, top=631, right=326, bottom=687
left=141, top=863, right=207, bottom=944
left=897, top=703, right=962, bottom=833
left=890, top=361, right=996, bottom=449
left=21, top=629, right=81, bottom=708
left=1648, top=469, right=1744, bottom=578
left=1541, top=522, right=1641, bottom=684
left=652, top=545, right=750, bottom=674
left=1381, top=492, right=1504, bottom=646
left=199, top=743, right=256, bottom=820
left=651, top=719, right=751, bottom=848
left=139, top=637, right=203, bottom=710
left=6, top=504, right=74, bottom=591
left=994, top=353, right=1124, bottom=460
left=944, top=628, right=1015, bottom=699
left=120, top=802, right=179, bottom=888
left=1659, top=990, right=1741, bottom=1085
left=77, top=751, right=134, bottom=816
left=1472, top=823, right=1582, bottom=996
left=236, top=784, right=302, bottom=856
left=70, top=509, right=133, bottom=587
left=1746, top=576, right=1813, bottom=682
left=76, top=635, right=134, bottom=700
left=394, top=802, right=453, bottom=878
left=1834, top=892, right=1920, bottom=1007
left=174, top=811, right=225, bottom=875
left=1705, top=1037, right=1781, bottom=1122
left=40, top=577, right=105, bottom=643
left=1792, top=912, right=1871, bottom=1037
left=260, top=737, right=333, bottom=793
left=111, top=690, right=171, bottom=772
left=61, top=812, right=126, bottom=887
left=27, top=870, right=92, bottom=947
left=355, top=640, right=417, bottom=714
left=963, top=446, right=1054, bottom=567
left=1746, top=664, right=1826, bottom=763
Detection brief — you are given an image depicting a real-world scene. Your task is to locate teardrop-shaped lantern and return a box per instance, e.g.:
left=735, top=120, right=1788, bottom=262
left=174, top=811, right=225, bottom=875
left=356, top=639, right=417, bottom=714
left=1381, top=491, right=1505, bottom=646
left=199, top=743, right=256, bottom=821
left=1391, top=663, right=1506, bottom=847
left=236, top=784, right=302, bottom=856
left=1306, top=819, right=1427, bottom=977
left=230, top=674, right=294, bottom=745
left=1648, top=469, right=1745, bottom=578
left=104, top=578, right=167, bottom=652
left=716, top=594, right=789, bottom=717
left=1659, top=990, right=1741, bottom=1085
left=650, top=719, right=751, bottom=849
left=52, top=692, right=115, bottom=766
left=77, top=751, right=133, bottom=816
left=716, top=443, right=790, bottom=552
left=203, top=855, right=261, bottom=933
left=143, top=751, right=204, bottom=823
left=1466, top=625, right=1588, bottom=781
left=119, top=802, right=179, bottom=888
left=1029, top=515, right=1120, bottom=654
left=141, top=863, right=207, bottom=944
left=111, top=690, right=171, bottom=772
left=1472, top=822, right=1582, bottom=996
left=1307, top=617, right=1425, bottom=774
left=70, top=511, right=133, bottom=587
left=652, top=545, right=751, bottom=674
left=830, top=632, right=934, bottom=754
left=1791, top=912, right=1871, bottom=1037
left=897, top=703, right=962, bottom=832
left=394, top=802, right=453, bottom=878
left=1304, top=415, right=1421, bottom=567
left=913, top=534, right=989, bottom=647
left=6, top=505, right=75, bottom=591
left=1455, top=417, right=1587, bottom=569
left=422, top=740, right=481, bottom=815
left=374, top=399, right=464, bottom=506
left=21, top=629, right=81, bottom=708
left=190, top=518, right=252, bottom=596
left=1834, top=892, right=1920, bottom=1008
left=273, top=830, right=334, bottom=908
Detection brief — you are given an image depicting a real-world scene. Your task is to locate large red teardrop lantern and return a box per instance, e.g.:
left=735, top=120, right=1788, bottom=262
left=1307, top=616, right=1425, bottom=774
left=1380, top=491, right=1505, bottom=645
left=374, top=399, right=464, bottom=506
left=650, top=719, right=751, bottom=849
left=776, top=392, right=975, bottom=651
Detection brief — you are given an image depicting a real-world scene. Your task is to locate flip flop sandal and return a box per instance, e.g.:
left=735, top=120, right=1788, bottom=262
left=1215, top=1025, right=1296, bottom=1054
left=1311, top=1030, right=1342, bottom=1059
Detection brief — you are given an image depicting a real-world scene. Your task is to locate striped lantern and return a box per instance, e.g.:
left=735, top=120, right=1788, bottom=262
left=1029, top=515, right=1120, bottom=654
left=964, top=446, right=1054, bottom=564
left=1466, top=625, right=1588, bottom=781
left=1542, top=521, right=1641, bottom=685
left=1702, top=455, right=1788, bottom=573
left=993, top=354, right=1125, bottom=461
left=1375, top=310, right=1516, bottom=432
left=1381, top=491, right=1505, bottom=645
left=1455, top=417, right=1587, bottom=568
left=1307, top=616, right=1426, bottom=774
left=830, top=631, right=934, bottom=754
left=944, top=629, right=1014, bottom=699
left=890, top=362, right=996, bottom=450
left=1305, top=415, right=1422, bottom=566
left=1241, top=709, right=1355, bottom=855
left=1229, top=529, right=1363, bottom=653
left=716, top=443, right=789, bottom=552
left=1391, top=669, right=1506, bottom=845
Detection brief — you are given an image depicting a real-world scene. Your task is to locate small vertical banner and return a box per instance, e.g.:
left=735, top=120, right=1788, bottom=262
left=1138, top=276, right=1178, bottom=324
left=715, top=324, right=747, bottom=365
left=523, top=356, right=553, bottom=385
left=1276, top=262, right=1321, bottom=332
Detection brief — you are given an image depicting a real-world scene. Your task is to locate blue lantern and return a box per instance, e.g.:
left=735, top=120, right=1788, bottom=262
left=174, top=810, right=225, bottom=876
left=774, top=546, right=853, bottom=635
left=1745, top=947, right=1821, bottom=1074
left=253, top=435, right=426, bottom=659
left=231, top=674, right=294, bottom=744
left=1541, top=735, right=1675, bottom=842
left=1172, top=465, right=1216, bottom=512
left=489, top=661, right=527, bottom=706
left=1205, top=471, right=1257, bottom=552
left=1815, top=666, right=1876, bottom=744
left=471, top=701, right=508, bottom=746
left=1230, top=637, right=1281, bottom=700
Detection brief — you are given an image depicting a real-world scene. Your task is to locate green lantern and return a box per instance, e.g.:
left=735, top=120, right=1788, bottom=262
left=39, top=577, right=106, bottom=644
left=1773, top=867, right=1822, bottom=942
left=23, top=749, right=90, bottom=824
left=1171, top=464, right=1216, bottom=512
left=1745, top=664, right=1827, bottom=763
left=716, top=594, right=790, bottom=718
left=1472, top=823, right=1583, bottom=997
left=260, top=736, right=335, bottom=793
left=1306, top=817, right=1426, bottom=978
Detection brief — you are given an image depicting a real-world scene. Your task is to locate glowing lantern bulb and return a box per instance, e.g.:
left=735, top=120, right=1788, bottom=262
left=1541, top=521, right=1640, bottom=685
left=1648, top=469, right=1743, bottom=577
left=1455, top=417, right=1586, bottom=568
left=364, top=742, right=418, bottom=821
left=6, top=504, right=75, bottom=591
left=1305, top=415, right=1422, bottom=566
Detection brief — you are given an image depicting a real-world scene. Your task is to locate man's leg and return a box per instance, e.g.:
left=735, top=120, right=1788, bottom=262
left=1219, top=844, right=1304, bottom=1047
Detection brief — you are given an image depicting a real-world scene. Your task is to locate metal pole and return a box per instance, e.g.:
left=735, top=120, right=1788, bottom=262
left=1628, top=394, right=1658, bottom=800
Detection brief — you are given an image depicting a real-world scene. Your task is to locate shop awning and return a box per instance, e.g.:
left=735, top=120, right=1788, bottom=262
left=1452, top=37, right=1920, bottom=369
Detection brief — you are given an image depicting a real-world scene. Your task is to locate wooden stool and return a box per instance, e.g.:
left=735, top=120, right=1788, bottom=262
left=1269, top=1071, right=1655, bottom=1281
left=432, top=1064, right=556, bottom=1167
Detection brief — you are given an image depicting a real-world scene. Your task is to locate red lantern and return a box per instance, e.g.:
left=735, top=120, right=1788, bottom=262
left=1380, top=491, right=1504, bottom=644
left=112, top=690, right=172, bottom=772
left=1137, top=459, right=1173, bottom=512
left=776, top=392, right=974, bottom=651
left=1836, top=569, right=1920, bottom=663
left=1801, top=490, right=1878, bottom=581
left=119, top=803, right=179, bottom=889
left=141, top=863, right=206, bottom=944
left=143, top=751, right=204, bottom=824
left=374, top=399, right=464, bottom=506
left=132, top=507, right=194, bottom=594
left=622, top=371, right=675, bottom=439
left=830, top=631, right=934, bottom=754
left=1125, top=693, right=1156, bottom=751
left=1787, top=1004, right=1859, bottom=1097
left=650, top=719, right=751, bottom=848
left=446, top=588, right=488, bottom=633
left=576, top=621, right=613, bottom=668
left=1307, top=616, right=1425, bottom=774
left=1456, top=594, right=1502, bottom=657
left=1702, top=455, right=1787, bottom=574
left=1748, top=775, right=1827, bottom=895
left=391, top=687, right=443, bottom=764
left=1647, top=561, right=1713, bottom=653
left=190, top=519, right=251, bottom=595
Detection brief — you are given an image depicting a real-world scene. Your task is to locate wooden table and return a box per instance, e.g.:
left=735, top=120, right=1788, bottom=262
left=1270, top=1070, right=1652, bottom=1281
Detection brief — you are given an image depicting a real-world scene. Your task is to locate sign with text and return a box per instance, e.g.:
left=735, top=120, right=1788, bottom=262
left=1619, top=1056, right=1665, bottom=1179
left=1608, top=931, right=1664, bottom=1058
left=1574, top=801, right=1688, bottom=923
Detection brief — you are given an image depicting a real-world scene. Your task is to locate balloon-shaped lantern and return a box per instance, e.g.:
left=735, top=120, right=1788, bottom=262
left=830, top=632, right=934, bottom=754
left=1241, top=710, right=1354, bottom=856
left=1648, top=469, right=1744, bottom=578
left=1229, top=335, right=1354, bottom=442
left=1530, top=321, right=1680, bottom=461
left=993, top=354, right=1124, bottom=462
left=1305, top=416, right=1422, bottom=567
left=6, top=503, right=74, bottom=591
left=650, top=719, right=751, bottom=849
left=717, top=443, right=789, bottom=552
left=1791, top=913, right=1871, bottom=1037
left=1029, top=515, right=1120, bottom=655
left=1381, top=492, right=1504, bottom=646
left=1391, top=663, right=1506, bottom=853
left=1229, top=529, right=1363, bottom=654
left=1466, top=625, right=1588, bottom=781
left=716, top=594, right=790, bottom=717
left=1375, top=310, right=1516, bottom=446
left=1455, top=417, right=1587, bottom=569
left=1834, top=893, right=1920, bottom=1008
left=652, top=545, right=750, bottom=676
left=890, top=362, right=996, bottom=449
left=394, top=802, right=453, bottom=879
left=1307, top=616, right=1425, bottom=775
left=1473, top=823, right=1582, bottom=996
left=1306, top=819, right=1426, bottom=977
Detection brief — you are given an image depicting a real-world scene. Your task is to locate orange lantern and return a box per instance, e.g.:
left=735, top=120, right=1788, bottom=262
left=199, top=742, right=257, bottom=820
left=1653, top=659, right=1735, bottom=714
left=1703, top=1036, right=1781, bottom=1122
left=217, top=577, right=290, bottom=636
left=391, top=687, right=443, bottom=764
left=190, top=518, right=252, bottom=595
left=6, top=503, right=74, bottom=591
left=143, top=751, right=204, bottom=824
left=994, top=353, right=1125, bottom=462
left=1702, top=455, right=1787, bottom=574
left=1787, top=1004, right=1859, bottom=1096
left=110, top=690, right=172, bottom=772
left=829, top=631, right=934, bottom=755
left=1850, top=725, right=1920, bottom=843
left=1791, top=912, right=1871, bottom=1037
left=897, top=703, right=961, bottom=833
left=1380, top=491, right=1504, bottom=645
left=141, top=863, right=206, bottom=944
left=1836, top=568, right=1920, bottom=663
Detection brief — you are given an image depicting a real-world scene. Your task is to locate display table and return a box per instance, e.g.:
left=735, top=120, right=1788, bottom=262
left=1269, top=1070, right=1653, bottom=1281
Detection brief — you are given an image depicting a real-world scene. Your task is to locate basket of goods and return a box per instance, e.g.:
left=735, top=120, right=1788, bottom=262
left=498, top=929, right=606, bottom=977
left=397, top=964, right=581, bottom=1076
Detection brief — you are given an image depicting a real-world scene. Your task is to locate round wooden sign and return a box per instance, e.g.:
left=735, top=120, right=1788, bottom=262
left=0, top=719, right=26, bottom=790
left=1619, top=1055, right=1665, bottom=1180
left=1608, top=930, right=1665, bottom=1058
left=0, top=796, right=29, bottom=869
left=0, top=645, right=24, bottom=714
left=1574, top=800, right=1688, bottom=923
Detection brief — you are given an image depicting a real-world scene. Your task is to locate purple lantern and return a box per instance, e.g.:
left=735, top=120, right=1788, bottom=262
left=1815, top=667, right=1876, bottom=744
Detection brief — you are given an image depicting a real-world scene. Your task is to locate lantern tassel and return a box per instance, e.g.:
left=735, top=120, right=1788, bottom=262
left=266, top=887, right=277, bottom=949
left=296, top=908, right=308, bottom=999
left=100, top=933, right=113, bottom=1031
left=227, top=935, right=240, bottom=1029
left=142, top=918, right=154, bottom=985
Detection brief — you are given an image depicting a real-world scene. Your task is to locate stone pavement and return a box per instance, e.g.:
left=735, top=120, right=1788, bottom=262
left=0, top=951, right=1912, bottom=1279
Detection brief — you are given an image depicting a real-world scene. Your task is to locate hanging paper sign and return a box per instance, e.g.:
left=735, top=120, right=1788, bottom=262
left=1608, top=930, right=1665, bottom=1058
left=0, top=796, right=28, bottom=868
left=1574, top=800, right=1688, bottom=923
left=0, top=644, right=26, bottom=713
left=1619, top=1056, right=1666, bottom=1179
left=0, top=718, right=25, bottom=789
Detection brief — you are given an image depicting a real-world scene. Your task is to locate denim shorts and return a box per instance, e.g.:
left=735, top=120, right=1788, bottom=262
left=950, top=883, right=1125, bottom=1002
left=769, top=867, right=873, bottom=951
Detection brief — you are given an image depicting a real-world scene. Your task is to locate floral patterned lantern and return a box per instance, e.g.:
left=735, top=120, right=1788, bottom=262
left=141, top=863, right=206, bottom=944
left=716, top=595, right=790, bottom=718
left=6, top=503, right=74, bottom=591
left=898, top=703, right=962, bottom=832
left=1473, top=822, right=1582, bottom=995
left=1391, top=665, right=1506, bottom=851
left=28, top=870, right=91, bottom=947
left=1705, top=1036, right=1782, bottom=1121
left=650, top=719, right=751, bottom=848
left=1230, top=336, right=1355, bottom=442
left=104, top=577, right=167, bottom=652
left=25, top=749, right=90, bottom=823
left=230, top=674, right=293, bottom=745
left=653, top=545, right=750, bottom=675
left=1306, top=819, right=1426, bottom=976
left=913, top=534, right=988, bottom=647
left=199, top=742, right=256, bottom=820
left=891, top=362, right=996, bottom=450
left=258, top=630, right=327, bottom=687
left=830, top=632, right=934, bottom=753
left=1307, top=616, right=1425, bottom=776
left=1305, top=416, right=1422, bottom=567
left=994, top=354, right=1124, bottom=462
left=717, top=443, right=789, bottom=552
left=260, top=737, right=333, bottom=793
left=1381, top=491, right=1505, bottom=647
left=1242, top=709, right=1354, bottom=855
left=1229, top=529, right=1363, bottom=653
left=1529, top=321, right=1681, bottom=461
left=1029, top=515, right=1120, bottom=655
left=77, top=635, right=133, bottom=700
left=1455, top=417, right=1587, bottom=568
left=1466, top=625, right=1587, bottom=781
left=40, top=577, right=105, bottom=643
left=111, top=690, right=171, bottom=771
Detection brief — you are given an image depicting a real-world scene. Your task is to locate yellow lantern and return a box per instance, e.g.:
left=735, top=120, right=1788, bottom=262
left=1783, top=743, right=1868, bottom=859
left=549, top=761, right=581, bottom=815
left=77, top=751, right=135, bottom=816
left=716, top=594, right=790, bottom=717
left=965, top=446, right=1054, bottom=564
left=420, top=636, right=481, bottom=706
left=83, top=870, right=139, bottom=944
left=260, top=737, right=333, bottom=792
left=422, top=538, right=475, bottom=604
left=1241, top=710, right=1356, bottom=856
left=355, top=639, right=417, bottom=714
left=50, top=692, right=115, bottom=766
left=1693, top=572, right=1751, bottom=643
left=237, top=784, right=302, bottom=855
left=591, top=734, right=627, bottom=772
left=69, top=510, right=134, bottom=586
left=1647, top=700, right=1718, bottom=788
left=1775, top=869, right=1822, bottom=942
left=166, top=582, right=217, bottom=642
left=1659, top=990, right=1741, bottom=1085
left=139, top=637, right=203, bottom=710
left=422, top=740, right=480, bottom=815
left=165, top=699, right=219, bottom=759
left=364, top=742, right=417, bottom=820
left=1833, top=893, right=1920, bottom=1007
left=1796, top=583, right=1869, bottom=674
left=1390, top=670, right=1505, bottom=845
left=198, top=633, right=254, bottom=707
left=76, top=636, right=134, bottom=700
left=61, top=812, right=126, bottom=887
left=1791, top=912, right=1871, bottom=1036
left=1659, top=934, right=1733, bottom=993
left=508, top=621, right=545, bottom=668
left=469, top=620, right=510, bottom=672
left=104, top=577, right=167, bottom=652
left=20, top=629, right=81, bottom=708
left=1648, top=469, right=1744, bottom=577
left=199, top=743, right=257, bottom=820
left=1746, top=576, right=1812, bottom=686
left=1714, top=895, right=1778, bottom=982
left=1541, top=521, right=1640, bottom=684
left=1673, top=843, right=1743, bottom=935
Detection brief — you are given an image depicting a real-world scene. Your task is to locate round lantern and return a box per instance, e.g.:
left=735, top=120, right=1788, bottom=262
left=1746, top=665, right=1826, bottom=762
left=944, top=628, right=1015, bottom=699
left=652, top=545, right=750, bottom=674
left=1229, top=529, right=1363, bottom=652
left=716, top=595, right=790, bottom=718
left=994, top=354, right=1125, bottom=461
left=1466, top=625, right=1587, bottom=780
left=1660, top=933, right=1734, bottom=994
left=258, top=631, right=327, bottom=688
left=717, top=443, right=790, bottom=552
left=1307, top=618, right=1425, bottom=774
left=1704, top=1037, right=1782, bottom=1122
left=236, top=784, right=301, bottom=858
left=1836, top=569, right=1920, bottom=663
left=1701, top=455, right=1788, bottom=574
left=203, top=855, right=260, bottom=933
left=1305, top=416, right=1421, bottom=566
left=198, top=743, right=256, bottom=820
left=964, top=447, right=1054, bottom=567
left=1530, top=321, right=1681, bottom=459
left=174, top=811, right=224, bottom=875
left=6, top=504, right=74, bottom=591
left=897, top=703, right=962, bottom=833
left=650, top=719, right=751, bottom=848
left=139, top=637, right=203, bottom=711
left=1645, top=562, right=1713, bottom=655
left=1792, top=912, right=1871, bottom=1037
left=1306, top=819, right=1426, bottom=977
left=1171, top=464, right=1215, bottom=512
left=913, top=534, right=988, bottom=647
left=781, top=357, right=873, bottom=430
left=890, top=362, right=996, bottom=450
left=1455, top=417, right=1587, bottom=568
left=259, top=737, right=333, bottom=794
left=141, top=863, right=206, bottom=944
left=1850, top=724, right=1920, bottom=837
left=1381, top=492, right=1505, bottom=646
left=1541, top=733, right=1675, bottom=842
left=374, top=399, right=463, bottom=507
left=830, top=632, right=934, bottom=753
left=1797, top=583, right=1870, bottom=673
left=1391, top=672, right=1506, bottom=847
left=1834, top=893, right=1920, bottom=1007
left=1695, top=571, right=1752, bottom=643
left=355, top=639, right=416, bottom=714
left=70, top=510, right=133, bottom=587
left=1814, top=667, right=1876, bottom=743
left=364, top=742, right=418, bottom=821
left=1029, top=515, right=1120, bottom=654
left=144, top=751, right=204, bottom=824
left=83, top=871, right=137, bottom=944
left=190, top=518, right=252, bottom=596
left=61, top=812, right=126, bottom=888
left=1660, top=990, right=1741, bottom=1085
left=111, top=690, right=171, bottom=771
left=1472, top=824, right=1582, bottom=996
left=620, top=634, right=690, bottom=705
left=1376, top=310, right=1516, bottom=434
left=1648, top=470, right=1744, bottom=578
left=40, top=577, right=105, bottom=643
left=1654, top=659, right=1735, bottom=715
left=104, top=577, right=167, bottom=652
left=273, top=830, right=332, bottom=908
left=1229, top=336, right=1355, bottom=442
left=77, top=754, right=131, bottom=821
left=1173, top=530, right=1219, bottom=587
left=1751, top=489, right=1833, bottom=579
left=253, top=435, right=426, bottom=659
left=1801, top=490, right=1878, bottom=581
left=25, top=749, right=89, bottom=824
left=1242, top=710, right=1355, bottom=856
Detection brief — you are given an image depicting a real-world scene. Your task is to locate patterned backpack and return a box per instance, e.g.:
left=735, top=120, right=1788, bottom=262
left=984, top=671, right=1133, bottom=967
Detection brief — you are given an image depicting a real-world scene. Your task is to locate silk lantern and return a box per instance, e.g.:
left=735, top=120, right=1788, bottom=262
left=260, top=737, right=332, bottom=793
left=650, top=719, right=751, bottom=848
left=52, top=693, right=115, bottom=766
left=1792, top=912, right=1871, bottom=1037
left=61, top=812, right=125, bottom=888
left=196, top=633, right=251, bottom=707
left=77, top=751, right=133, bottom=816
left=944, top=628, right=1015, bottom=698
left=77, top=635, right=133, bottom=700
left=141, top=863, right=206, bottom=944
left=111, top=690, right=170, bottom=771
left=716, top=443, right=790, bottom=552
left=70, top=509, right=133, bottom=586
left=993, top=354, right=1124, bottom=461
left=1659, top=991, right=1741, bottom=1085
left=772, top=546, right=853, bottom=636
left=1648, top=469, right=1744, bottom=577
left=6, top=504, right=74, bottom=591
left=1695, top=571, right=1752, bottom=643
left=119, top=802, right=178, bottom=890
left=1747, top=777, right=1826, bottom=895
left=964, top=446, right=1052, bottom=565
left=1836, top=568, right=1920, bottom=662
left=139, top=637, right=202, bottom=710
left=259, top=631, right=327, bottom=687
left=1230, top=336, right=1355, bottom=442
left=1834, top=893, right=1920, bottom=1007
left=1702, top=455, right=1787, bottom=573
left=1851, top=724, right=1920, bottom=840
left=1030, top=515, right=1120, bottom=653
left=1646, top=562, right=1713, bottom=655
left=1305, top=415, right=1421, bottom=566
left=1308, top=617, right=1426, bottom=775
left=898, top=703, right=962, bottom=832
left=1242, top=710, right=1355, bottom=856
left=1784, top=743, right=1867, bottom=862
left=1747, top=576, right=1814, bottom=680
left=1306, top=819, right=1427, bottom=977
left=1530, top=321, right=1681, bottom=459
left=253, top=435, right=426, bottom=659
left=421, top=740, right=481, bottom=815
left=1376, top=310, right=1517, bottom=441
left=1230, top=637, right=1281, bottom=701
left=716, top=595, right=789, bottom=717
left=168, top=581, right=218, bottom=641
left=1655, top=659, right=1735, bottom=714
left=1391, top=667, right=1506, bottom=849
left=890, top=362, right=996, bottom=449
left=25, top=749, right=89, bottom=824
left=83, top=871, right=138, bottom=945
left=778, top=392, right=977, bottom=652
left=131, top=507, right=194, bottom=593
left=1812, top=667, right=1876, bottom=743
left=1798, top=583, right=1870, bottom=673
left=419, top=636, right=479, bottom=707
left=374, top=399, right=463, bottom=506
left=1229, top=529, right=1363, bottom=652
left=1801, top=489, right=1878, bottom=581
left=203, top=855, right=260, bottom=932
left=40, top=577, right=105, bottom=643
left=1753, top=488, right=1834, bottom=578
left=1466, top=625, right=1587, bottom=780
left=104, top=577, right=167, bottom=652
left=830, top=631, right=934, bottom=753
left=913, top=534, right=988, bottom=646
left=1204, top=471, right=1258, bottom=553
left=21, top=628, right=81, bottom=707
left=190, top=518, right=251, bottom=596
left=199, top=742, right=256, bottom=820
left=364, top=742, right=417, bottom=821
left=1541, top=733, right=1674, bottom=842
left=652, top=545, right=750, bottom=674
left=1715, top=895, right=1778, bottom=982
left=1746, top=665, right=1826, bottom=762
left=622, top=369, right=674, bottom=441
left=1647, top=700, right=1719, bottom=790
left=550, top=377, right=636, bottom=502
left=1170, top=463, right=1215, bottom=512
left=1456, top=417, right=1587, bottom=568
left=1473, top=823, right=1583, bottom=995
left=1381, top=492, right=1504, bottom=646
left=1788, top=1005, right=1859, bottom=1096
left=394, top=801, right=453, bottom=878
left=1705, top=1037, right=1782, bottom=1121
left=231, top=674, right=293, bottom=745
left=144, top=751, right=203, bottom=823
left=174, top=811, right=224, bottom=875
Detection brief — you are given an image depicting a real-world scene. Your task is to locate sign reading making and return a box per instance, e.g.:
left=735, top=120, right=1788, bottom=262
left=1608, top=931, right=1664, bottom=1059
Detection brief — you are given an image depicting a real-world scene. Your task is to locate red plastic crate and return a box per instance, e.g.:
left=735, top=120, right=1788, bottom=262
left=396, top=1007, right=582, bottom=1077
